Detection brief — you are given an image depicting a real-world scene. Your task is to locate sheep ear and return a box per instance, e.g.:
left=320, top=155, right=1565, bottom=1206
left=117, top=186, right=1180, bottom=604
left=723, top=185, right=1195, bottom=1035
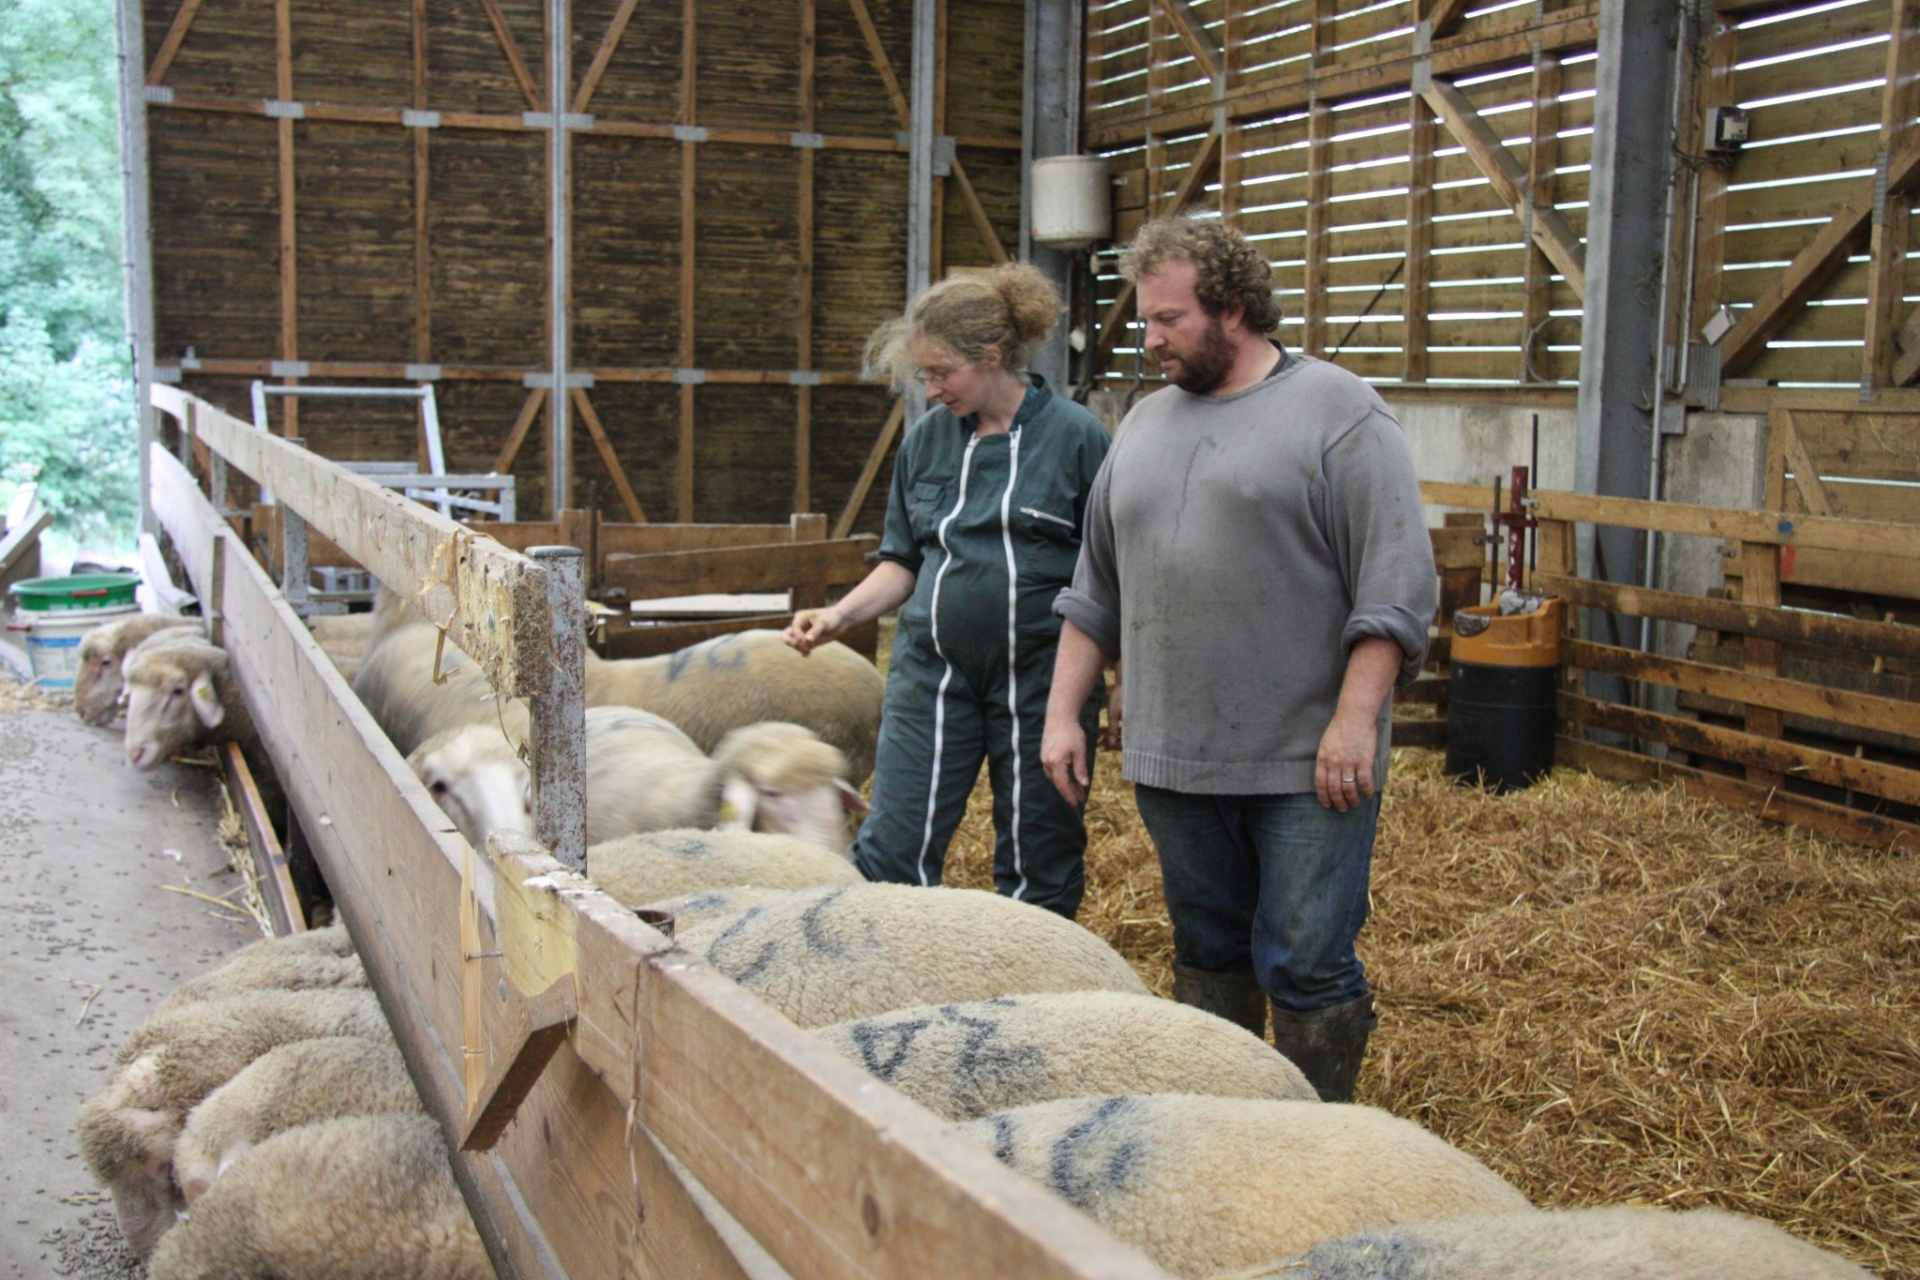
left=188, top=672, right=225, bottom=727
left=718, top=777, right=759, bottom=830
left=836, top=780, right=870, bottom=815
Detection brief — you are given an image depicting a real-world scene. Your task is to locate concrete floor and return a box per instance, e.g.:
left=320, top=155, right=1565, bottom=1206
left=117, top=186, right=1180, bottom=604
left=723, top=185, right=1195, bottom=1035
left=0, top=687, right=254, bottom=1278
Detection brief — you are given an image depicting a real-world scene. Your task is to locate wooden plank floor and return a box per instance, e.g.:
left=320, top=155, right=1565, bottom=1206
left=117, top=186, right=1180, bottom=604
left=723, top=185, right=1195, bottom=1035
left=0, top=681, right=256, bottom=1278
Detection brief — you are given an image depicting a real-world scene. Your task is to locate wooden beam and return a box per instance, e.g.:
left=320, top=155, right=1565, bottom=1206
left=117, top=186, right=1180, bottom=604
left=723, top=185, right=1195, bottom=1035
left=474, top=0, right=542, bottom=110
left=1425, top=0, right=1475, bottom=40
left=1421, top=77, right=1586, bottom=298
left=1771, top=409, right=1833, bottom=517
left=275, top=0, right=299, bottom=438
left=602, top=537, right=878, bottom=598
left=1157, top=0, right=1221, bottom=80
left=796, top=0, right=816, bottom=515
left=931, top=0, right=949, bottom=277
left=1863, top=0, right=1920, bottom=388
left=1304, top=99, right=1332, bottom=357
left=492, top=387, right=548, bottom=474
left=1688, top=19, right=1738, bottom=342
left=145, top=0, right=206, bottom=85
left=1096, top=126, right=1224, bottom=354
left=412, top=0, right=431, bottom=367
left=1720, top=137, right=1920, bottom=373
left=679, top=0, right=697, bottom=524
left=1738, top=539, right=1786, bottom=788
left=1403, top=94, right=1434, bottom=382
left=1521, top=50, right=1561, bottom=381
left=1521, top=487, right=1920, bottom=560
left=570, top=388, right=648, bottom=524
left=221, top=742, right=305, bottom=937
left=833, top=396, right=907, bottom=539
left=846, top=0, right=912, bottom=130
left=1894, top=304, right=1920, bottom=386
left=949, top=157, right=1011, bottom=265
left=572, top=0, right=642, bottom=115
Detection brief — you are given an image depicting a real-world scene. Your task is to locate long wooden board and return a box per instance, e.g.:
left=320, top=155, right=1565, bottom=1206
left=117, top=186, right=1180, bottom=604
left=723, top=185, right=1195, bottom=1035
left=152, top=386, right=551, bottom=697
left=603, top=537, right=878, bottom=598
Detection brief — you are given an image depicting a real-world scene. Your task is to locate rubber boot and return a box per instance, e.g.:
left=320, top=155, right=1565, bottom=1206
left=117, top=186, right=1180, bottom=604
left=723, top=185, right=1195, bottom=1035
left=1171, top=964, right=1268, bottom=1039
left=1269, top=994, right=1378, bottom=1102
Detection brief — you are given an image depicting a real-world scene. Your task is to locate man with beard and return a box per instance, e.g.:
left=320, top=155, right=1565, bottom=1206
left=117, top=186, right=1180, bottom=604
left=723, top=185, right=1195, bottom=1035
left=1039, top=214, right=1436, bottom=1102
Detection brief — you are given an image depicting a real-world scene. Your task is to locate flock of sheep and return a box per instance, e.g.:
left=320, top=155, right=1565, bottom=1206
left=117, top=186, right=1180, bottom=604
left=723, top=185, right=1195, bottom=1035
left=68, top=603, right=1871, bottom=1279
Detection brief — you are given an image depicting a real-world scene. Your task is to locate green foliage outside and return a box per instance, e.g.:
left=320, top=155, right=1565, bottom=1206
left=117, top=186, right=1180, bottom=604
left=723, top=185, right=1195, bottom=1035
left=0, top=0, right=136, bottom=554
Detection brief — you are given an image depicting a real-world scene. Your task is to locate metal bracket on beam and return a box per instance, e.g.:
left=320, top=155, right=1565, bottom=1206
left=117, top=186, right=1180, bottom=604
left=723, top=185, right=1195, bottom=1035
left=521, top=372, right=595, bottom=389
left=788, top=370, right=823, bottom=386
left=1872, top=149, right=1891, bottom=227
left=264, top=99, right=305, bottom=119
left=672, top=368, right=707, bottom=386
left=402, top=109, right=441, bottom=129
left=790, top=131, right=825, bottom=149
left=404, top=364, right=442, bottom=381
left=932, top=135, right=956, bottom=178
left=143, top=85, right=174, bottom=105
left=673, top=124, right=709, bottom=143
left=1411, top=22, right=1433, bottom=93
left=269, top=360, right=309, bottom=378
left=153, top=365, right=183, bottom=384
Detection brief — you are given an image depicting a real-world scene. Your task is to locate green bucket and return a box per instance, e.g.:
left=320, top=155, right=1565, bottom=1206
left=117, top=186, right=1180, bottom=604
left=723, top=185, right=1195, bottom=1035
left=9, top=574, right=142, bottom=613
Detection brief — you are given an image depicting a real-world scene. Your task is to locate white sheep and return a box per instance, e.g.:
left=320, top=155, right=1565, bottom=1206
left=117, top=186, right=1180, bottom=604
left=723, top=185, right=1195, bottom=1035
left=351, top=612, right=516, bottom=757
left=146, top=1115, right=492, bottom=1280
left=585, top=628, right=885, bottom=783
left=73, top=614, right=199, bottom=726
left=636, top=885, right=793, bottom=931
left=76, top=989, right=390, bottom=1257
left=954, top=1094, right=1530, bottom=1279
left=154, top=947, right=366, bottom=1016
left=677, top=884, right=1150, bottom=1028
left=411, top=712, right=862, bottom=854
left=590, top=828, right=865, bottom=905
left=1273, top=1204, right=1872, bottom=1279
left=306, top=610, right=377, bottom=683
left=174, top=1035, right=423, bottom=1203
left=122, top=637, right=259, bottom=772
left=814, top=991, right=1316, bottom=1121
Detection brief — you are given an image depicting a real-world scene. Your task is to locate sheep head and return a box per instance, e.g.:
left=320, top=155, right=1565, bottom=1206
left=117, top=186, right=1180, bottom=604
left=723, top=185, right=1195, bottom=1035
left=409, top=724, right=535, bottom=848
left=123, top=642, right=229, bottom=770
left=712, top=721, right=866, bottom=857
left=73, top=630, right=131, bottom=727
left=76, top=1054, right=187, bottom=1258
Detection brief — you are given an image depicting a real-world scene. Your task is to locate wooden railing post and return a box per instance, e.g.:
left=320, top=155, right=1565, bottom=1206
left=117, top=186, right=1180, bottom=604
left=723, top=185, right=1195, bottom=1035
left=1739, top=539, right=1786, bottom=789
left=528, top=545, right=588, bottom=874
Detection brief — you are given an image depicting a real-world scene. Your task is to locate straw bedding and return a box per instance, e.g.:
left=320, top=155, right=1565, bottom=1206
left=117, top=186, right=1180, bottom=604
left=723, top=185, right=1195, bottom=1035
left=934, top=748, right=1919, bottom=1277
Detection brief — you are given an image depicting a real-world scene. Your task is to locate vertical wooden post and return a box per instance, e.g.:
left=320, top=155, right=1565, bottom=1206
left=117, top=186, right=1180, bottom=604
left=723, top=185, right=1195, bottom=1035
left=931, top=0, right=948, bottom=276
left=1145, top=0, right=1167, bottom=219
left=1740, top=538, right=1785, bottom=789
left=1863, top=0, right=1920, bottom=391
left=678, top=0, right=698, bottom=522
left=1522, top=49, right=1562, bottom=382
left=1689, top=19, right=1737, bottom=350
left=1304, top=97, right=1332, bottom=359
left=275, top=0, right=299, bottom=438
left=789, top=512, right=829, bottom=610
left=1220, top=0, right=1244, bottom=225
left=1403, top=94, right=1434, bottom=382
left=796, top=0, right=816, bottom=515
left=412, top=0, right=431, bottom=369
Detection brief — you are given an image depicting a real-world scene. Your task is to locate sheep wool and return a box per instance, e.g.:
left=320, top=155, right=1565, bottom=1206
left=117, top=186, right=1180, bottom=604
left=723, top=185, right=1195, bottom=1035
left=147, top=1115, right=492, bottom=1280
left=589, top=828, right=864, bottom=907
left=639, top=886, right=795, bottom=932
left=814, top=991, right=1316, bottom=1121
left=77, top=989, right=390, bottom=1258
left=678, top=884, right=1150, bottom=1028
left=175, top=1035, right=424, bottom=1203
left=154, top=949, right=366, bottom=1016
left=73, top=614, right=198, bottom=726
left=954, top=1094, right=1530, bottom=1279
left=1277, top=1205, right=1872, bottom=1280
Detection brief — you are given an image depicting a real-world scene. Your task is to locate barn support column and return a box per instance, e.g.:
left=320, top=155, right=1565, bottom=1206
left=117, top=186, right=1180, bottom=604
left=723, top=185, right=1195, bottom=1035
left=116, top=0, right=159, bottom=536
left=1573, top=0, right=1682, bottom=699
left=546, top=0, right=575, bottom=514
left=906, top=0, right=937, bottom=420
left=1022, top=0, right=1082, bottom=390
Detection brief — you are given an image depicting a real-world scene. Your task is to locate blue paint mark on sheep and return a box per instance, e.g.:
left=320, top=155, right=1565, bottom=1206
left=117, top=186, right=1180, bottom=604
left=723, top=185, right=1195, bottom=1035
left=984, top=1115, right=1018, bottom=1165
left=653, top=834, right=711, bottom=860
left=1293, top=1233, right=1433, bottom=1278
left=1045, top=1097, right=1142, bottom=1210
left=703, top=905, right=779, bottom=984
left=798, top=890, right=881, bottom=960
left=850, top=1018, right=931, bottom=1080
left=940, top=1007, right=1045, bottom=1098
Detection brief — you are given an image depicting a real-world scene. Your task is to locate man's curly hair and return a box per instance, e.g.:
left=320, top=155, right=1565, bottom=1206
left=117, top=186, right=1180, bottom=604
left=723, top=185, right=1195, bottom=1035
left=1119, top=215, right=1282, bottom=333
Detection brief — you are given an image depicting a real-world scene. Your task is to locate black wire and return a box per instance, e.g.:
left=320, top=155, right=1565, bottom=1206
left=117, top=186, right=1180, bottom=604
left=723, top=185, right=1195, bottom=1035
left=1328, top=259, right=1406, bottom=360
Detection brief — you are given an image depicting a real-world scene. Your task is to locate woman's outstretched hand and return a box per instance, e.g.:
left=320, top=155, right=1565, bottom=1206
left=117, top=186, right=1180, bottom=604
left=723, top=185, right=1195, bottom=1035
left=783, top=607, right=844, bottom=655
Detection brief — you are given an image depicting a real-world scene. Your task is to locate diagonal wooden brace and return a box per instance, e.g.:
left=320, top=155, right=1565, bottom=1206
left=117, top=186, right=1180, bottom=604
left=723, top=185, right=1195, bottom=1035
left=461, top=976, right=578, bottom=1152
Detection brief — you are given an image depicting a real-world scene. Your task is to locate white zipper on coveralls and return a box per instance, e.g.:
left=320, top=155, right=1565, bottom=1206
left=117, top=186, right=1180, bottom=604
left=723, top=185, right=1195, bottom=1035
left=998, top=425, right=1028, bottom=900
left=916, top=436, right=979, bottom=887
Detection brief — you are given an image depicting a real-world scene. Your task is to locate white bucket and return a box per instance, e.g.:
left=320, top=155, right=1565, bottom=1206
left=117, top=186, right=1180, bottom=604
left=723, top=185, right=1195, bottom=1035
left=7, top=603, right=140, bottom=689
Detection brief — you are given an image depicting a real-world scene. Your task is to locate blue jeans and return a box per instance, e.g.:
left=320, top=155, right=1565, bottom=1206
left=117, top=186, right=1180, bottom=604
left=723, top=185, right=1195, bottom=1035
left=1133, top=785, right=1379, bottom=1011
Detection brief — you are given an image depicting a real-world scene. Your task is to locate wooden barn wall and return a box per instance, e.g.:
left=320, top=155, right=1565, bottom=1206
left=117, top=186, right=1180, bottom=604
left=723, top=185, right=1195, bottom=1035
left=140, top=0, right=1026, bottom=528
left=1086, top=0, right=1920, bottom=396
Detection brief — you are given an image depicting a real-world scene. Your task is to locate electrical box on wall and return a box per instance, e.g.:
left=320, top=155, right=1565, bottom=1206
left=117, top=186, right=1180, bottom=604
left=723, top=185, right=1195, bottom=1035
left=1707, top=106, right=1749, bottom=155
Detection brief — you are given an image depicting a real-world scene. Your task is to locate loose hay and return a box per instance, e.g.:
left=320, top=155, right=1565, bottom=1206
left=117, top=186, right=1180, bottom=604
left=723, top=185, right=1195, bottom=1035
left=935, top=747, right=1918, bottom=1277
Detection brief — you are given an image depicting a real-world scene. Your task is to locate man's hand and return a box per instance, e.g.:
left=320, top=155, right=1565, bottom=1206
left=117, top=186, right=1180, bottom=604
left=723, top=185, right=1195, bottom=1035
left=782, top=607, right=843, bottom=655
left=1042, top=713, right=1091, bottom=808
left=1100, top=675, right=1124, bottom=751
left=1315, top=708, right=1378, bottom=812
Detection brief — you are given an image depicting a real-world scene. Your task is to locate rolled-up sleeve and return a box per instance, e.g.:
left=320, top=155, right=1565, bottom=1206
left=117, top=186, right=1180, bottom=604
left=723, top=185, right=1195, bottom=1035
left=1325, top=410, right=1437, bottom=687
left=874, top=439, right=923, bottom=574
left=1052, top=456, right=1122, bottom=660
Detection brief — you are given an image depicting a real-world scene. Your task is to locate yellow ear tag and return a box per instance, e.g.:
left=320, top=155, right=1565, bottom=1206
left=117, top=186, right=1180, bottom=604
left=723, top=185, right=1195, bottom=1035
left=716, top=798, right=739, bottom=824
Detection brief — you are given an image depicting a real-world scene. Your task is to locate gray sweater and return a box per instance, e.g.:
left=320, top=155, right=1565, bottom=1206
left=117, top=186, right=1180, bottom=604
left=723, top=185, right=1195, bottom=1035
left=1054, top=353, right=1436, bottom=795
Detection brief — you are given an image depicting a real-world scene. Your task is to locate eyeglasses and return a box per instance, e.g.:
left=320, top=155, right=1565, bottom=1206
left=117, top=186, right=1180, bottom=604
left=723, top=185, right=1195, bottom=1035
left=916, top=365, right=962, bottom=388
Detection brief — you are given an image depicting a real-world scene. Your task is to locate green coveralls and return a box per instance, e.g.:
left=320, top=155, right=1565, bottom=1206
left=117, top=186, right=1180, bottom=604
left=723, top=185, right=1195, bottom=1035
left=851, top=376, right=1111, bottom=918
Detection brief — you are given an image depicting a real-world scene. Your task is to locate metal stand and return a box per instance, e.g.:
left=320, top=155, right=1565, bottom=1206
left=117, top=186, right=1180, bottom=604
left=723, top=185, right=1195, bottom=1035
left=528, top=546, right=588, bottom=874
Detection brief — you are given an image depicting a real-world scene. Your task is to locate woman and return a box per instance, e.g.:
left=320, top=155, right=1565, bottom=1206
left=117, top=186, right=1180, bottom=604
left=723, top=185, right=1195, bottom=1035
left=784, top=264, right=1111, bottom=918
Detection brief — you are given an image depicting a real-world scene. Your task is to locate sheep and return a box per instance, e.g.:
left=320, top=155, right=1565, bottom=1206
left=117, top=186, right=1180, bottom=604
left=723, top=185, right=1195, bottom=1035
left=677, top=884, right=1151, bottom=1028
left=76, top=989, right=390, bottom=1257
left=122, top=637, right=259, bottom=772
left=590, top=828, right=865, bottom=905
left=73, top=614, right=200, bottom=726
left=352, top=612, right=517, bottom=757
left=1273, top=1204, right=1872, bottom=1280
left=411, top=711, right=863, bottom=854
left=174, top=1035, right=423, bottom=1204
left=585, top=628, right=885, bottom=783
left=307, top=610, right=378, bottom=683
left=146, top=1115, right=492, bottom=1280
left=954, top=1094, right=1530, bottom=1279
left=636, top=885, right=792, bottom=931
left=813, top=991, right=1316, bottom=1121
left=154, top=947, right=366, bottom=1016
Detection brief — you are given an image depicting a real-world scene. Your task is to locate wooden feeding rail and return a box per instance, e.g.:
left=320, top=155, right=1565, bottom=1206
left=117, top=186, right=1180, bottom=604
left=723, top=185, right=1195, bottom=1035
left=1419, top=478, right=1920, bottom=853
left=147, top=387, right=1173, bottom=1280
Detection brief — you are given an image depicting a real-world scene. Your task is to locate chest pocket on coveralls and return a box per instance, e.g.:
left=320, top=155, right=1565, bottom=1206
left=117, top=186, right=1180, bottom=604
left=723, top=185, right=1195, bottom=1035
left=907, top=480, right=951, bottom=541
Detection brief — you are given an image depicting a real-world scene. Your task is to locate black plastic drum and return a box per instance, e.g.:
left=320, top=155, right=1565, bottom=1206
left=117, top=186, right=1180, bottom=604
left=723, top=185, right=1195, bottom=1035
left=1444, top=660, right=1558, bottom=793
